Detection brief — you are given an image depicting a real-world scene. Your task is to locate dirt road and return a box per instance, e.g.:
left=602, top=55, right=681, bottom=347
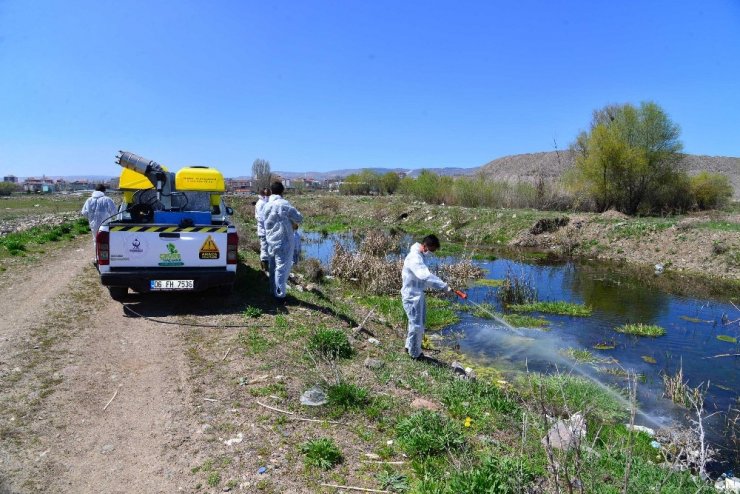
left=0, top=238, right=196, bottom=493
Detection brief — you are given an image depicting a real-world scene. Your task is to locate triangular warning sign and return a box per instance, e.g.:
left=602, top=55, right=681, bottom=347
left=200, top=235, right=219, bottom=252
left=199, top=235, right=220, bottom=259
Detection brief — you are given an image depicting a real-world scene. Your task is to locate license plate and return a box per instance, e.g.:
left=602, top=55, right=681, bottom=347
left=150, top=279, right=194, bottom=290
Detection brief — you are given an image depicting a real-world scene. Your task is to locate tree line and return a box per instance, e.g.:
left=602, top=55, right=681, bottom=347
left=346, top=102, right=733, bottom=215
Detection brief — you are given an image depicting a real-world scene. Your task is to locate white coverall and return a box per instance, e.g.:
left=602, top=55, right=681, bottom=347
left=401, top=242, right=448, bottom=358
left=81, top=191, right=117, bottom=254
left=262, top=194, right=303, bottom=299
left=255, top=195, right=269, bottom=262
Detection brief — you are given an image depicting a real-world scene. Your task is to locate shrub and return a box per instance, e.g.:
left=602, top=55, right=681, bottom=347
left=296, top=258, right=324, bottom=283
left=243, top=306, right=262, bottom=319
left=395, top=410, right=465, bottom=457
left=300, top=438, right=342, bottom=469
left=327, top=382, right=369, bottom=410
left=690, top=171, right=733, bottom=210
left=498, top=269, right=537, bottom=306
left=308, top=327, right=353, bottom=360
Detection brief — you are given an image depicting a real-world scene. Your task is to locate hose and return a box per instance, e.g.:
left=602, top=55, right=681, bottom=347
left=122, top=303, right=253, bottom=328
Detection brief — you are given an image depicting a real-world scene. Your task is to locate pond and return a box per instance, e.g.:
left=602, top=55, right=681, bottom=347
left=301, top=231, right=740, bottom=472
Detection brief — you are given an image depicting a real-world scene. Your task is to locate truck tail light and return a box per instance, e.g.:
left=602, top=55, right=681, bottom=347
left=97, top=230, right=110, bottom=265
left=227, top=232, right=238, bottom=264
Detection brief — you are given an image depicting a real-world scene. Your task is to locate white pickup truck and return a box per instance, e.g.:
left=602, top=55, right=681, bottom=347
left=96, top=152, right=238, bottom=301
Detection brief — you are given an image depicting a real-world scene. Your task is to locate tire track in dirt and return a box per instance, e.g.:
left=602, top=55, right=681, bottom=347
left=0, top=239, right=90, bottom=358
left=38, top=299, right=195, bottom=494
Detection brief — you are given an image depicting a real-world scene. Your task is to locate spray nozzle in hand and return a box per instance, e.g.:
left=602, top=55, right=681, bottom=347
left=448, top=287, right=467, bottom=299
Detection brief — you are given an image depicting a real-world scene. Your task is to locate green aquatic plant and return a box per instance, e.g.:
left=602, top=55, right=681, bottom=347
left=593, top=341, right=616, bottom=350
left=615, top=323, right=666, bottom=337
left=716, top=335, right=738, bottom=344
left=502, top=313, right=550, bottom=329
left=679, top=315, right=713, bottom=324
left=641, top=356, right=657, bottom=364
left=474, top=278, right=504, bottom=287
left=509, top=301, right=592, bottom=317
left=561, top=348, right=616, bottom=364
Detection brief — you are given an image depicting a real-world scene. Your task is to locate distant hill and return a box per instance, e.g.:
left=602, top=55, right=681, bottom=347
left=273, top=166, right=476, bottom=180
left=478, top=152, right=740, bottom=199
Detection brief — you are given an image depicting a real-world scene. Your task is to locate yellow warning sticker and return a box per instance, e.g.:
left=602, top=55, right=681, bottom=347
left=199, top=235, right=220, bottom=260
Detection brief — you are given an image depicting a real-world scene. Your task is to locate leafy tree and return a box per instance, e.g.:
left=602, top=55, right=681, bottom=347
left=0, top=182, right=19, bottom=196
left=571, top=102, right=685, bottom=214
left=690, top=171, right=733, bottom=210
left=340, top=173, right=370, bottom=195
left=251, top=158, right=271, bottom=192
left=380, top=172, right=400, bottom=195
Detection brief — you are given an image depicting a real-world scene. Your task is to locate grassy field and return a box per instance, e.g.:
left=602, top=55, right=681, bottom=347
left=0, top=193, right=90, bottom=220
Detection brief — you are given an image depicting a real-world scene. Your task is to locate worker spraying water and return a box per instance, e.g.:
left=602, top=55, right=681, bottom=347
left=401, top=234, right=469, bottom=360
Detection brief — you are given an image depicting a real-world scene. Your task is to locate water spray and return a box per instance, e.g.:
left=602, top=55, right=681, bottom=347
left=453, top=288, right=525, bottom=337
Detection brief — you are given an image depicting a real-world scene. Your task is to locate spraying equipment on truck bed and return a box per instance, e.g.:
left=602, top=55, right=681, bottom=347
left=96, top=151, right=238, bottom=301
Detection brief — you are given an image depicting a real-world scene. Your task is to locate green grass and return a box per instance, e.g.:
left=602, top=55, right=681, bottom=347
left=605, top=218, right=677, bottom=239
left=357, top=294, right=458, bottom=330
left=395, top=410, right=465, bottom=457
left=0, top=193, right=88, bottom=220
left=242, top=306, right=262, bottom=319
left=439, top=379, right=519, bottom=430
left=614, top=323, right=666, bottom=337
left=307, top=327, right=353, bottom=359
left=695, top=220, right=740, bottom=233
left=300, top=438, right=343, bottom=470
left=717, top=334, right=738, bottom=344
left=517, top=373, right=628, bottom=423
left=508, top=301, right=592, bottom=317
left=236, top=329, right=271, bottom=355
left=0, top=217, right=90, bottom=256
left=502, top=313, right=550, bottom=329
left=414, top=454, right=542, bottom=494
left=327, top=382, right=369, bottom=411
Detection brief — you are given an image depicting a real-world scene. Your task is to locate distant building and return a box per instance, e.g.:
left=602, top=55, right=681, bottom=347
left=226, top=178, right=253, bottom=194
left=22, top=177, right=56, bottom=193
left=3, top=175, right=18, bottom=183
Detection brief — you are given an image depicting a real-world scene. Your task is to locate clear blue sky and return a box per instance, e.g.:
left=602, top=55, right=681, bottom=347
left=1, top=0, right=738, bottom=178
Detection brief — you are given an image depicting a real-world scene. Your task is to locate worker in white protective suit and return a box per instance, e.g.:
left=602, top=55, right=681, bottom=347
left=262, top=181, right=303, bottom=302
left=401, top=234, right=452, bottom=359
left=255, top=187, right=271, bottom=271
left=81, top=184, right=117, bottom=261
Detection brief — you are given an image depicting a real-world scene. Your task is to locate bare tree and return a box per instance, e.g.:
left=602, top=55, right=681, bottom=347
left=252, top=158, right=272, bottom=191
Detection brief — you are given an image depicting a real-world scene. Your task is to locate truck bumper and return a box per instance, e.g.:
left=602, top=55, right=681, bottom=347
left=100, top=268, right=236, bottom=293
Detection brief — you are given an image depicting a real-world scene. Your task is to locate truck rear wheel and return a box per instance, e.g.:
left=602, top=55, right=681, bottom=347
left=108, top=286, right=129, bottom=302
